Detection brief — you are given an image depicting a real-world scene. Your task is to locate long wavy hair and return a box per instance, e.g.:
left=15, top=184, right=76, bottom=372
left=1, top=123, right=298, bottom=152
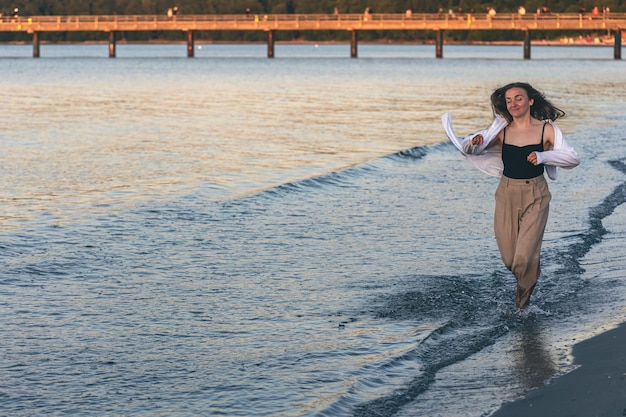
left=490, top=82, right=565, bottom=123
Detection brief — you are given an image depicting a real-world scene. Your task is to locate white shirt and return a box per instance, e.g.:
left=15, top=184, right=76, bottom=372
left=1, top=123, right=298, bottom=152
left=441, top=112, right=580, bottom=180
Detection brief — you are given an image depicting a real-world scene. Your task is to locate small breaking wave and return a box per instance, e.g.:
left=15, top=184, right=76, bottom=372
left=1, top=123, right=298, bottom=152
left=557, top=159, right=626, bottom=277
left=251, top=145, right=432, bottom=200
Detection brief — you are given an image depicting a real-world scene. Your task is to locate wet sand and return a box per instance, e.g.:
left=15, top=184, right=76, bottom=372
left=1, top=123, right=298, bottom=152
left=490, top=322, right=626, bottom=417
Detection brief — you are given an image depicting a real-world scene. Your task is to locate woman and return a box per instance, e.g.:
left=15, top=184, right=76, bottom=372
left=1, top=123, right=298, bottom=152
left=441, top=82, right=580, bottom=311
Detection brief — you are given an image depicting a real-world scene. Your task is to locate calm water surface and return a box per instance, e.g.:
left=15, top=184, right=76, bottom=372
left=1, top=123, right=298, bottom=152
left=1, top=44, right=625, bottom=416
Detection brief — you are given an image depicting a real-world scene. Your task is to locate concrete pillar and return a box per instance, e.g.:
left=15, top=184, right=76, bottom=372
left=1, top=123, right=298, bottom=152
left=436, top=30, right=443, bottom=58
left=33, top=32, right=40, bottom=58
left=523, top=29, right=531, bottom=60
left=615, top=29, right=622, bottom=60
left=187, top=30, right=194, bottom=58
left=351, top=30, right=358, bottom=58
left=267, top=30, right=275, bottom=58
left=108, top=31, right=116, bottom=58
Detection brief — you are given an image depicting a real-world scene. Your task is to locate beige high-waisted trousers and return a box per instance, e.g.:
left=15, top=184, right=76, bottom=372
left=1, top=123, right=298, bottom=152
left=494, top=175, right=551, bottom=309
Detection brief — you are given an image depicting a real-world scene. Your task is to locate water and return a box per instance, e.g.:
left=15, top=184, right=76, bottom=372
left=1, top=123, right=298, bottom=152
left=1, top=43, right=625, bottom=416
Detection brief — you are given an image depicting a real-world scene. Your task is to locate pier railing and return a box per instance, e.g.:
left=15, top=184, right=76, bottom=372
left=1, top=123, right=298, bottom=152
left=1, top=12, right=625, bottom=32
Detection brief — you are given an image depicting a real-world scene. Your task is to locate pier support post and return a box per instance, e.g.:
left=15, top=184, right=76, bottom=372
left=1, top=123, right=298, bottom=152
left=108, top=31, right=116, bottom=58
left=351, top=30, right=358, bottom=58
left=267, top=30, right=275, bottom=58
left=523, top=29, right=531, bottom=60
left=615, top=29, right=622, bottom=60
left=435, top=30, right=443, bottom=58
left=187, top=30, right=195, bottom=58
left=32, top=32, right=40, bottom=58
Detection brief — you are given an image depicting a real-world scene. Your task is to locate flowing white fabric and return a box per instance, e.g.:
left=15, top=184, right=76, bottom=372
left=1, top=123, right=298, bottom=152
left=441, top=112, right=579, bottom=180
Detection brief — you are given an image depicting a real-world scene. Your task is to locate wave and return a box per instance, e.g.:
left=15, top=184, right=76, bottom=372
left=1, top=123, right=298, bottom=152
left=389, top=146, right=430, bottom=161
left=262, top=168, right=373, bottom=197
left=562, top=159, right=626, bottom=272
left=339, top=271, right=511, bottom=417
left=251, top=144, right=434, bottom=201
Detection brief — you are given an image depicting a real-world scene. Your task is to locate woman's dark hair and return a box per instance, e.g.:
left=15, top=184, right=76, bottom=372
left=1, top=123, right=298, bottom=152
left=490, top=82, right=565, bottom=123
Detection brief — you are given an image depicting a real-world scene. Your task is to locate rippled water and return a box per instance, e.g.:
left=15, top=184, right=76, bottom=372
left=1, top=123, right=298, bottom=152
left=1, top=44, right=625, bottom=416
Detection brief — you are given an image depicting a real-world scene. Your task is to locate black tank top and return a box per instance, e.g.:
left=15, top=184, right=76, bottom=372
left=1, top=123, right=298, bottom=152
left=502, top=123, right=546, bottom=179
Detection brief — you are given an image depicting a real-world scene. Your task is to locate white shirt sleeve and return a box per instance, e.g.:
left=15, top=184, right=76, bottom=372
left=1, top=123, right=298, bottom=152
left=541, top=122, right=580, bottom=179
left=442, top=112, right=507, bottom=177
left=535, top=143, right=580, bottom=169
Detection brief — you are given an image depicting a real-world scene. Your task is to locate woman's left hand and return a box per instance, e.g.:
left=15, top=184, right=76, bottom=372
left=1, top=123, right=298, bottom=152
left=527, top=151, right=539, bottom=165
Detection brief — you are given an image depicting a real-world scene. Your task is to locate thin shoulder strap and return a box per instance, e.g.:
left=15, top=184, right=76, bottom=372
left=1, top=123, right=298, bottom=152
left=502, top=127, right=507, bottom=144
left=539, top=122, right=549, bottom=150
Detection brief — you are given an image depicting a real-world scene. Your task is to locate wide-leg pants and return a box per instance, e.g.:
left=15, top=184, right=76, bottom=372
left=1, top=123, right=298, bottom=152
left=494, top=175, right=551, bottom=309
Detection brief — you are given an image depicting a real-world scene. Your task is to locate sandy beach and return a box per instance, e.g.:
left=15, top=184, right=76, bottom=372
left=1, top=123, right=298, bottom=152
left=490, top=322, right=626, bottom=417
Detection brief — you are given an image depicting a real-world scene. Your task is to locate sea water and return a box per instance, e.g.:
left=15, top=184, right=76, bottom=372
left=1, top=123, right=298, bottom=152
left=1, top=43, right=625, bottom=416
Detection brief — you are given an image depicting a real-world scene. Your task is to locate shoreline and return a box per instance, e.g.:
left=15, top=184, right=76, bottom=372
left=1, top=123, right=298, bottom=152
left=489, top=321, right=626, bottom=417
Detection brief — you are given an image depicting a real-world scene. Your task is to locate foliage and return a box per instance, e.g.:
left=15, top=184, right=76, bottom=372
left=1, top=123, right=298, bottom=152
left=2, top=0, right=624, bottom=15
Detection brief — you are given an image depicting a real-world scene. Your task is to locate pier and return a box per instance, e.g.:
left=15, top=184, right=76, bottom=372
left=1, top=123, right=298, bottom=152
left=1, top=12, right=624, bottom=59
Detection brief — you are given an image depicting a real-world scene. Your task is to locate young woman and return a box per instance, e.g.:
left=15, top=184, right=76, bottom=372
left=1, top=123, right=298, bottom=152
left=442, top=82, right=580, bottom=311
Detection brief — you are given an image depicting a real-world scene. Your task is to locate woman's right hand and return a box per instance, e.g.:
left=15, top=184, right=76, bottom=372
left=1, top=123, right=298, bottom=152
left=471, top=134, right=484, bottom=146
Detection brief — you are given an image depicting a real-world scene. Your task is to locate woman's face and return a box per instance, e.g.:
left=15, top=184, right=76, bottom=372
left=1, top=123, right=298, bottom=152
left=505, top=87, right=534, bottom=119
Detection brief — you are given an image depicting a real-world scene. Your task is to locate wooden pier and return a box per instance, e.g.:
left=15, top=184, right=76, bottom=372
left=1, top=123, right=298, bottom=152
left=1, top=12, right=624, bottom=59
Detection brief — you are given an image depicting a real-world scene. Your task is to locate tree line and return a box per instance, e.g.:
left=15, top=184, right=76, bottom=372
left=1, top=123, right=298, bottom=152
left=2, top=0, right=625, bottom=15
left=1, top=0, right=623, bottom=42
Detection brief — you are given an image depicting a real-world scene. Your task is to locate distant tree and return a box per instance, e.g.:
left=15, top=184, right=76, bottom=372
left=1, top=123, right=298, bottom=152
left=0, top=0, right=625, bottom=15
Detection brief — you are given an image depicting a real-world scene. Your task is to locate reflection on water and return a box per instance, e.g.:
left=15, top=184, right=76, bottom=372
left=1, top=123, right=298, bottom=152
left=512, top=319, right=558, bottom=390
